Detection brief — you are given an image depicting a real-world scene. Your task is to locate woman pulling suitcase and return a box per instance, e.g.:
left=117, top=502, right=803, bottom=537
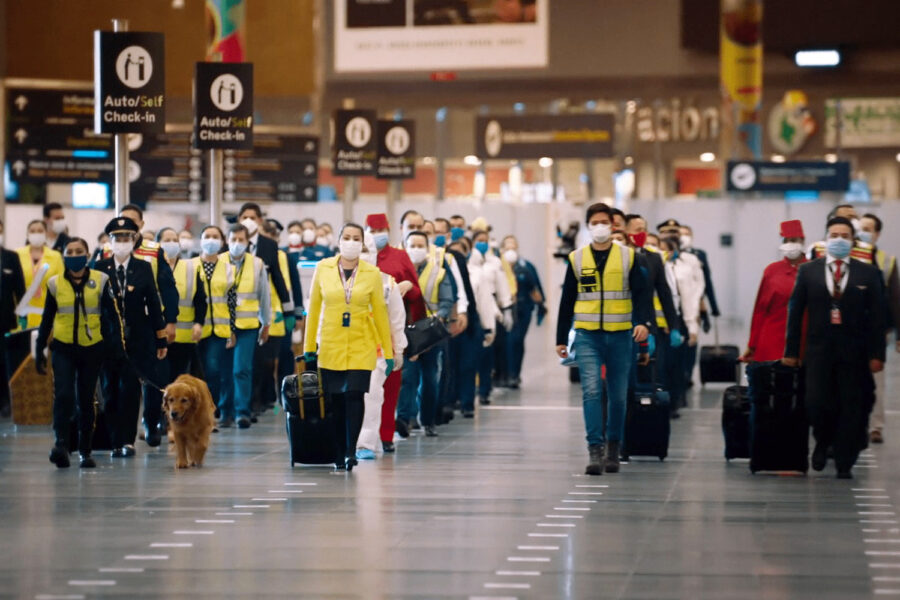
left=303, top=222, right=394, bottom=471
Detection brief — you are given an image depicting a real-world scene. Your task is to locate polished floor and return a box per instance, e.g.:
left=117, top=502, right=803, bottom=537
left=2, top=340, right=900, bottom=600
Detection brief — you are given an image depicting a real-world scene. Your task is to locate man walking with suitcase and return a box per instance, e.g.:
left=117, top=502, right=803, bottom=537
left=556, top=203, right=652, bottom=475
left=783, top=217, right=886, bottom=479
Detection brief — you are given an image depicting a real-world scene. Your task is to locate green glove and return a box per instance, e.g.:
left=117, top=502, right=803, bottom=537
left=303, top=352, right=317, bottom=363
left=384, top=358, right=394, bottom=376
left=285, top=315, right=296, bottom=331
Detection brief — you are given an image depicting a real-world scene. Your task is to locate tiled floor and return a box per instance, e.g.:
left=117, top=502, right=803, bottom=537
left=2, top=344, right=899, bottom=599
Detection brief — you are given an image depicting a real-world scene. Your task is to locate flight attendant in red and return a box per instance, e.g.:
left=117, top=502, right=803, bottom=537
left=742, top=220, right=807, bottom=362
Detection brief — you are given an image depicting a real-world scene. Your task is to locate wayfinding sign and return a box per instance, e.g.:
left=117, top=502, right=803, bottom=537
left=376, top=119, right=415, bottom=179
left=726, top=160, right=851, bottom=193
left=193, top=62, right=253, bottom=150
left=332, top=109, right=376, bottom=176
left=94, top=31, right=165, bottom=134
left=475, top=114, right=615, bottom=159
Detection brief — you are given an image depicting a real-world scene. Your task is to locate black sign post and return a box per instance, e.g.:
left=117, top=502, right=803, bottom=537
left=376, top=119, right=415, bottom=179
left=475, top=114, right=615, bottom=159
left=726, top=160, right=851, bottom=193
left=193, top=62, right=253, bottom=150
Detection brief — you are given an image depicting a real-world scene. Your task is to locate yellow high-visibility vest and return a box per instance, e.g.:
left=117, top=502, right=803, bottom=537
left=418, top=256, right=446, bottom=316
left=203, top=255, right=231, bottom=339
left=46, top=270, right=108, bottom=346
left=203, top=254, right=262, bottom=337
left=500, top=255, right=518, bottom=298
left=15, top=245, right=64, bottom=329
left=569, top=243, right=634, bottom=332
left=876, top=249, right=897, bottom=285
left=172, top=258, right=199, bottom=343
left=645, top=246, right=668, bottom=329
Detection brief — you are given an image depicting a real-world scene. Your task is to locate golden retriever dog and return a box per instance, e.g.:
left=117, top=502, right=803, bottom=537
left=162, top=375, right=215, bottom=469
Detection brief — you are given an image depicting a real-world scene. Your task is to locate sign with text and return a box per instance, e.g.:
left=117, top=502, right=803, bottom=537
left=332, top=109, right=376, bottom=176
left=94, top=31, right=165, bottom=134
left=825, top=97, right=900, bottom=149
left=475, top=114, right=614, bottom=159
left=376, top=119, right=415, bottom=179
left=726, top=160, right=850, bottom=193
left=193, top=62, right=253, bottom=150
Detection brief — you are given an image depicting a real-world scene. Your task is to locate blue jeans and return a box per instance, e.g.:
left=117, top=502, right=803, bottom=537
left=398, top=346, right=440, bottom=427
left=477, top=337, right=495, bottom=397
left=200, top=336, right=228, bottom=418
left=454, top=326, right=483, bottom=412
left=573, top=329, right=633, bottom=446
left=230, top=328, right=258, bottom=420
left=507, top=303, right=533, bottom=380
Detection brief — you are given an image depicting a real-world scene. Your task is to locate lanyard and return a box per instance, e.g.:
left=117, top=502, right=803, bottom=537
left=338, top=263, right=358, bottom=305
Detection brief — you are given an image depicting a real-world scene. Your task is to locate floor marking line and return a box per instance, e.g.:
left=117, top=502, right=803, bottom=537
left=874, top=577, right=900, bottom=582
left=867, top=540, right=900, bottom=544
left=517, top=545, right=559, bottom=550
left=468, top=596, right=519, bottom=600
left=483, top=582, right=532, bottom=589
left=173, top=530, right=214, bottom=535
left=561, top=499, right=597, bottom=503
left=98, top=568, right=143, bottom=573
left=269, top=490, right=304, bottom=494
left=855, top=488, right=887, bottom=492
left=858, top=496, right=892, bottom=500
left=507, top=556, right=551, bottom=562
left=234, top=504, right=269, bottom=508
left=869, top=563, right=900, bottom=568
left=150, top=543, right=193, bottom=548
left=195, top=519, right=234, bottom=523
left=251, top=498, right=287, bottom=501
left=283, top=482, right=317, bottom=486
left=858, top=504, right=894, bottom=508
left=496, top=570, right=541, bottom=576
left=35, top=596, right=85, bottom=600
left=567, top=492, right=603, bottom=496
left=528, top=533, right=569, bottom=538
left=67, top=581, right=115, bottom=586
left=874, top=591, right=900, bottom=595
left=553, top=507, right=590, bottom=511
left=536, top=523, right=576, bottom=528
left=543, top=514, right=583, bottom=519
left=860, top=512, right=897, bottom=516
left=216, top=512, right=253, bottom=516
left=124, top=555, right=168, bottom=560
left=574, top=484, right=608, bottom=488
left=862, top=520, right=899, bottom=524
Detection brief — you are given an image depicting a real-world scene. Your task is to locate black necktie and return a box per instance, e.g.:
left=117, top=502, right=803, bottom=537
left=117, top=265, right=125, bottom=293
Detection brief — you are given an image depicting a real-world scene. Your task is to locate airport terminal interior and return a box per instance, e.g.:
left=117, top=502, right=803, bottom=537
left=3, top=1, right=900, bottom=599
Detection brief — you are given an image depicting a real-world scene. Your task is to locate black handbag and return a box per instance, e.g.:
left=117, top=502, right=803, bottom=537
left=405, top=316, right=450, bottom=358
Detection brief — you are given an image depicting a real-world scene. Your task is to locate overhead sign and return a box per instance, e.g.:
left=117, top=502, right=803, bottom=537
left=332, top=109, right=376, bottom=176
left=376, top=119, right=415, bottom=179
left=825, top=97, right=900, bottom=148
left=475, top=114, right=614, bottom=159
left=193, top=62, right=253, bottom=150
left=726, top=160, right=851, bottom=193
left=94, top=31, right=165, bottom=134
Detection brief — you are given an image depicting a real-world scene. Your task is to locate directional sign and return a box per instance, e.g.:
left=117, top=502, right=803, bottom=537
left=94, top=31, right=166, bottom=134
left=7, top=156, right=114, bottom=184
left=376, top=119, right=415, bottom=179
left=726, top=160, right=851, bottom=193
left=475, top=114, right=615, bottom=159
left=332, top=109, right=376, bottom=176
left=193, top=62, right=253, bottom=150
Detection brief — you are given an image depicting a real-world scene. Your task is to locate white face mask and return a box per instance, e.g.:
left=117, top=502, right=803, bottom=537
left=503, top=249, right=518, bottom=264
left=779, top=242, right=804, bottom=260
left=27, top=232, right=46, bottom=247
left=339, top=239, right=362, bottom=260
left=240, top=217, right=258, bottom=236
left=112, top=240, right=133, bottom=260
left=51, top=219, right=67, bottom=234
left=317, top=236, right=329, bottom=248
left=680, top=235, right=693, bottom=250
left=302, top=229, right=316, bottom=244
left=589, top=223, right=611, bottom=244
left=288, top=232, right=302, bottom=247
left=406, top=246, right=428, bottom=265
left=160, top=241, right=180, bottom=259
left=179, top=238, right=193, bottom=252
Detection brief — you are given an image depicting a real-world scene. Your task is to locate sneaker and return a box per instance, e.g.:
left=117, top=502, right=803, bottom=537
left=382, top=441, right=395, bottom=453
left=478, top=395, right=491, bottom=406
left=217, top=418, right=234, bottom=429
left=79, top=454, right=96, bottom=469
left=424, top=426, right=438, bottom=437
left=237, top=417, right=251, bottom=429
left=356, top=448, right=376, bottom=460
left=49, top=445, right=70, bottom=468
left=122, top=444, right=136, bottom=457
left=395, top=419, right=410, bottom=439
left=585, top=444, right=605, bottom=476
left=462, top=409, right=475, bottom=418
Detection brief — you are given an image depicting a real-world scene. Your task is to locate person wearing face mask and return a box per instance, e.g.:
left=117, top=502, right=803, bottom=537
left=15, top=219, right=64, bottom=330
left=303, top=223, right=394, bottom=470
left=356, top=236, right=407, bottom=458
left=783, top=217, right=886, bottom=479
left=35, top=237, right=122, bottom=468
left=196, top=225, right=230, bottom=422
left=499, top=235, right=545, bottom=389
left=156, top=228, right=207, bottom=381
left=556, top=203, right=653, bottom=476
left=43, top=203, right=70, bottom=253
left=178, top=230, right=197, bottom=259
left=317, top=224, right=336, bottom=253
left=397, top=231, right=454, bottom=437
left=0, top=218, right=26, bottom=418
left=807, top=204, right=875, bottom=264
left=364, top=213, right=422, bottom=439
left=858, top=214, right=900, bottom=445
left=237, top=202, right=294, bottom=331
left=94, top=217, right=168, bottom=458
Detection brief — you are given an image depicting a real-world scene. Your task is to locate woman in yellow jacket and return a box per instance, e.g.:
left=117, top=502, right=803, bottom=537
left=16, top=219, right=64, bottom=329
left=303, top=222, right=394, bottom=471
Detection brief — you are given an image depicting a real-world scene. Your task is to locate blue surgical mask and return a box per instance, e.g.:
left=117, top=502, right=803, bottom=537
left=450, top=227, right=465, bottom=242
left=475, top=241, right=489, bottom=255
left=229, top=242, right=247, bottom=259
left=64, top=255, right=88, bottom=272
left=826, top=237, right=852, bottom=259
left=373, top=233, right=390, bottom=250
left=200, top=238, right=221, bottom=255
left=857, top=230, right=874, bottom=244
left=434, top=235, right=446, bottom=248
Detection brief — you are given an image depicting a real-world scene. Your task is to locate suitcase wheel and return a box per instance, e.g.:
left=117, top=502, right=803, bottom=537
left=290, top=461, right=295, bottom=468
left=658, top=456, right=665, bottom=462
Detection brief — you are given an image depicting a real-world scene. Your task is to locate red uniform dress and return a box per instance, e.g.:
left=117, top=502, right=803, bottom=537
left=747, top=257, right=806, bottom=361
left=375, top=244, right=425, bottom=442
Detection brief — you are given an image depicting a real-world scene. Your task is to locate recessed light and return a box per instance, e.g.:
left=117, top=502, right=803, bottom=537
left=700, top=152, right=716, bottom=163
left=795, top=49, right=841, bottom=67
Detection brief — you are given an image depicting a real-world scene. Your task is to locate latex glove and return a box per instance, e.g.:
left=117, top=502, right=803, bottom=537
left=536, top=304, right=547, bottom=326
left=393, top=353, right=404, bottom=371
left=646, top=333, right=656, bottom=357
left=384, top=358, right=395, bottom=376
left=285, top=315, right=296, bottom=331
left=34, top=351, right=47, bottom=375
left=502, top=309, right=514, bottom=332
left=303, top=351, right=317, bottom=363
left=483, top=331, right=495, bottom=347
left=17, top=316, right=27, bottom=330
left=670, top=329, right=684, bottom=348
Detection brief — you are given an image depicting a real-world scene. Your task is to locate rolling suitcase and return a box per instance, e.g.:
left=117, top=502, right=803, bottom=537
left=700, top=322, right=740, bottom=384
left=721, top=384, right=751, bottom=460
left=623, top=366, right=671, bottom=461
left=748, top=361, right=808, bottom=474
left=281, top=367, right=336, bottom=467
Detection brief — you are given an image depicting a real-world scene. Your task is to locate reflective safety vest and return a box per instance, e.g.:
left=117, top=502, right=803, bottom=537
left=645, top=246, right=668, bottom=329
left=569, top=243, right=634, bottom=332
left=812, top=240, right=874, bottom=264
left=15, top=245, right=64, bottom=329
left=418, top=256, right=446, bottom=316
left=172, top=258, right=199, bottom=343
left=876, top=249, right=897, bottom=285
left=268, top=250, right=292, bottom=337
left=46, top=270, right=108, bottom=346
left=201, top=257, right=230, bottom=339
left=500, top=255, right=518, bottom=298
left=203, top=255, right=262, bottom=337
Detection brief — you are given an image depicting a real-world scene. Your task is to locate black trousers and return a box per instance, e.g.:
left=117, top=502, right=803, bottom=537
left=167, top=342, right=201, bottom=382
left=51, top=343, right=103, bottom=454
left=805, top=353, right=870, bottom=472
left=252, top=337, right=280, bottom=413
left=277, top=334, right=295, bottom=385
left=101, top=354, right=145, bottom=448
left=329, top=391, right=365, bottom=463
left=0, top=334, right=9, bottom=413
left=141, top=355, right=167, bottom=431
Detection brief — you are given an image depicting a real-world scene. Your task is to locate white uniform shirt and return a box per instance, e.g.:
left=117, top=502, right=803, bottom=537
left=663, top=252, right=705, bottom=336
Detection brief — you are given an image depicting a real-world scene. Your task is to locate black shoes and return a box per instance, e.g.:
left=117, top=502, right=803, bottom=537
left=80, top=454, right=96, bottom=469
left=49, top=445, right=70, bottom=469
left=346, top=457, right=358, bottom=472
left=508, top=378, right=521, bottom=390
left=837, top=469, right=853, bottom=479
left=237, top=417, right=251, bottom=429
left=605, top=441, right=621, bottom=473
left=424, top=426, right=438, bottom=437
left=382, top=441, right=395, bottom=453
left=410, top=419, right=421, bottom=431
left=462, top=409, right=475, bottom=418
left=217, top=418, right=234, bottom=429
left=144, top=424, right=162, bottom=448
left=811, top=443, right=827, bottom=472
left=478, top=395, right=491, bottom=406
left=441, top=406, right=455, bottom=424
left=585, top=444, right=605, bottom=476
left=395, top=419, right=410, bottom=439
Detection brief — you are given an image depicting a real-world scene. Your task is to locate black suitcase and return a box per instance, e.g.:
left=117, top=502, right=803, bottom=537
left=748, top=361, right=808, bottom=474
left=623, top=383, right=671, bottom=461
left=722, top=385, right=751, bottom=460
left=281, top=370, right=336, bottom=467
left=700, top=345, right=740, bottom=384
left=67, top=403, right=114, bottom=453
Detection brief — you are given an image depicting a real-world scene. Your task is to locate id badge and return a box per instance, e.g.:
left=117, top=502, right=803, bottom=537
left=830, top=307, right=842, bottom=325
left=342, top=311, right=351, bottom=327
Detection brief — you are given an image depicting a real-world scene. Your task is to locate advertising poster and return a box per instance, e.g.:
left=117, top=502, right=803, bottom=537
left=334, top=0, right=548, bottom=72
left=825, top=98, right=900, bottom=148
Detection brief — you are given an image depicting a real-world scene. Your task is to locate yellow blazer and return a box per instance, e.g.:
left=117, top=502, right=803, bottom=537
left=303, top=256, right=393, bottom=371
left=16, top=245, right=64, bottom=329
